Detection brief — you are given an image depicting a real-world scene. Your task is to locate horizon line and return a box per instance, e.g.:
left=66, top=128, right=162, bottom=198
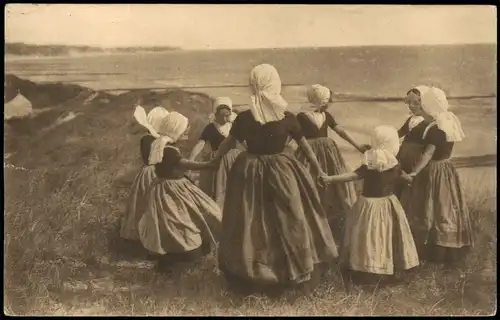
left=4, top=41, right=496, bottom=52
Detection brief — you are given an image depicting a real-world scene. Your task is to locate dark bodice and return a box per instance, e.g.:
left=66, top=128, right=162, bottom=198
left=296, top=111, right=338, bottom=139
left=230, top=110, right=304, bottom=155
left=398, top=117, right=431, bottom=144
left=154, top=146, right=186, bottom=179
left=140, top=135, right=156, bottom=165
left=424, top=125, right=454, bottom=161
left=199, top=123, right=227, bottom=151
left=355, top=164, right=402, bottom=198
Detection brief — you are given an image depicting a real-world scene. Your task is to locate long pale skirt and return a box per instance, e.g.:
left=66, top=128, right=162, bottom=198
left=295, top=137, right=357, bottom=241
left=138, top=177, right=222, bottom=258
left=198, top=148, right=242, bottom=208
left=120, top=165, right=157, bottom=241
left=395, top=141, right=425, bottom=198
left=401, top=159, right=474, bottom=263
left=219, top=151, right=338, bottom=289
left=341, top=195, right=420, bottom=275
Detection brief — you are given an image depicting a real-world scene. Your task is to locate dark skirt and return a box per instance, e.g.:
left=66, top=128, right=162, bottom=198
left=401, top=159, right=474, bottom=265
left=395, top=141, right=425, bottom=199
left=294, top=137, right=357, bottom=242
left=156, top=244, right=210, bottom=272
left=223, top=262, right=329, bottom=297
left=120, top=165, right=156, bottom=241
left=138, top=178, right=222, bottom=260
left=219, top=151, right=338, bottom=293
left=198, top=148, right=242, bottom=209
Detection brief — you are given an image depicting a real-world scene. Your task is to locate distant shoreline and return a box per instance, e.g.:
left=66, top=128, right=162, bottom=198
left=5, top=42, right=495, bottom=63
left=4, top=51, right=182, bottom=62
left=178, top=42, right=496, bottom=52
left=5, top=42, right=494, bottom=58
left=4, top=42, right=183, bottom=61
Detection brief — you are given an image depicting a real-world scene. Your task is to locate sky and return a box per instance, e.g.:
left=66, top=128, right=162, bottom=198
left=5, top=4, right=497, bottom=50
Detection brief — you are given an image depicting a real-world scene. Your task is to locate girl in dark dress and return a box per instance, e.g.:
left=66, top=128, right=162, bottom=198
left=395, top=86, right=432, bottom=199
left=404, top=87, right=473, bottom=268
left=212, top=64, right=338, bottom=296
left=295, top=84, right=370, bottom=242
left=189, top=97, right=243, bottom=208
left=137, top=111, right=222, bottom=272
left=120, top=106, right=169, bottom=242
left=321, top=126, right=419, bottom=286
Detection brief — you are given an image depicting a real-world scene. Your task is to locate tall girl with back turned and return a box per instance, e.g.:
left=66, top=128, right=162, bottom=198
left=188, top=97, right=242, bottom=208
left=137, top=111, right=222, bottom=272
left=295, top=84, right=370, bottom=242
left=213, top=64, right=338, bottom=296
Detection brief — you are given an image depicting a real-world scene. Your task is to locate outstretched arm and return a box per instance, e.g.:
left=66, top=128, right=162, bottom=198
left=188, top=140, right=206, bottom=161
left=333, top=125, right=370, bottom=153
left=179, top=158, right=215, bottom=170
left=213, top=135, right=238, bottom=161
left=296, top=137, right=326, bottom=176
left=322, top=172, right=362, bottom=184
left=409, top=144, right=435, bottom=176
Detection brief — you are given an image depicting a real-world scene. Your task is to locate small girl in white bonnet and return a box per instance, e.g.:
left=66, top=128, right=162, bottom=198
left=136, top=110, right=222, bottom=272
left=321, top=125, right=419, bottom=287
left=120, top=105, right=169, bottom=246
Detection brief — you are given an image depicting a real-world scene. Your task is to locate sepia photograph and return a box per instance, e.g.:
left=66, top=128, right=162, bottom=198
left=4, top=4, right=497, bottom=316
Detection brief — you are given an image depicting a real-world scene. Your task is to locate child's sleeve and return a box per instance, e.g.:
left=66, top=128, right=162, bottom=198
left=398, top=117, right=411, bottom=137
left=161, top=147, right=183, bottom=167
left=296, top=112, right=308, bottom=129
left=229, top=112, right=245, bottom=142
left=424, top=126, right=446, bottom=148
left=199, top=125, right=212, bottom=142
left=287, top=112, right=305, bottom=141
left=326, top=112, right=338, bottom=129
left=140, top=135, right=154, bottom=165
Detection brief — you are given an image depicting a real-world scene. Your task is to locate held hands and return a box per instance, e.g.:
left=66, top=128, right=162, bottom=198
left=185, top=171, right=197, bottom=182
left=357, top=144, right=372, bottom=153
left=208, top=157, right=221, bottom=169
left=401, top=172, right=416, bottom=186
left=318, top=172, right=330, bottom=188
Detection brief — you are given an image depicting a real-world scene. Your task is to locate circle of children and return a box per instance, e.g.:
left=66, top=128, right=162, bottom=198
left=120, top=63, right=472, bottom=295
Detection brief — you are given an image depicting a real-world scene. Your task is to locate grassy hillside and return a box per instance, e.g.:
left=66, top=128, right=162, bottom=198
left=3, top=80, right=497, bottom=316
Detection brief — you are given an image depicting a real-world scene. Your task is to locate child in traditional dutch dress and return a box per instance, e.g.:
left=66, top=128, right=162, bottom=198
left=120, top=106, right=169, bottom=243
left=213, top=64, right=338, bottom=296
left=404, top=87, right=473, bottom=268
left=321, top=125, right=420, bottom=286
left=189, top=97, right=242, bottom=208
left=295, top=84, right=370, bottom=242
left=395, top=86, right=432, bottom=199
left=137, top=111, right=222, bottom=272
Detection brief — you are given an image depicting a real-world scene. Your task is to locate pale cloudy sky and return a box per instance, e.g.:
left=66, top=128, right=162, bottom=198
left=5, top=4, right=497, bottom=49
